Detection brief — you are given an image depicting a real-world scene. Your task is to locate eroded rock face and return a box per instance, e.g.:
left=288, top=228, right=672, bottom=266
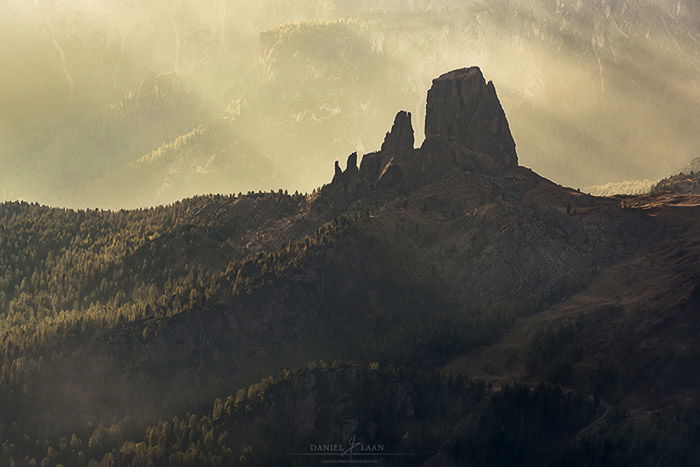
left=331, top=152, right=361, bottom=193
left=381, top=110, right=414, bottom=154
left=320, top=67, right=518, bottom=206
left=423, top=67, right=517, bottom=173
left=325, top=109, right=416, bottom=205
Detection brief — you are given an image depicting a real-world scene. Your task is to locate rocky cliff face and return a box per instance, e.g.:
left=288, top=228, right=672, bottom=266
left=321, top=67, right=518, bottom=206
left=423, top=67, right=517, bottom=174
left=380, top=110, right=414, bottom=155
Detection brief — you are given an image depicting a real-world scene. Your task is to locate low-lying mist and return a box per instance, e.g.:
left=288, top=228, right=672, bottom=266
left=1, top=0, right=699, bottom=208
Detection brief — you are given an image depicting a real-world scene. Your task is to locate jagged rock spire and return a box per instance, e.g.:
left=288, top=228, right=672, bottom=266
left=381, top=111, right=414, bottom=154
left=333, top=161, right=342, bottom=180
left=424, top=67, right=517, bottom=170
left=322, top=66, right=519, bottom=206
left=346, top=152, right=358, bottom=173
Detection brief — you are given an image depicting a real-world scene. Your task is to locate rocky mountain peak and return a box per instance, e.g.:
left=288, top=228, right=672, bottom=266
left=423, top=67, right=517, bottom=172
left=381, top=110, right=414, bottom=154
left=320, top=67, right=519, bottom=206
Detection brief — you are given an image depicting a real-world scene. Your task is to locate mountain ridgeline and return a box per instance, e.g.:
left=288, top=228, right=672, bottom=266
left=1, top=67, right=700, bottom=466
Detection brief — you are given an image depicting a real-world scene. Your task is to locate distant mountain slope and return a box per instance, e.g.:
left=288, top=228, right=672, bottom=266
left=583, top=179, right=658, bottom=196
left=652, top=157, right=700, bottom=194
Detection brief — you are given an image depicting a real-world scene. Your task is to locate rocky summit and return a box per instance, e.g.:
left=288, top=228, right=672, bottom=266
left=423, top=67, right=517, bottom=172
left=323, top=67, right=519, bottom=205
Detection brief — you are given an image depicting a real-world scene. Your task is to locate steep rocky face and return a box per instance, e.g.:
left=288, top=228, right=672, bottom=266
left=423, top=67, right=517, bottom=174
left=330, top=152, right=362, bottom=198
left=320, top=67, right=518, bottom=207
left=325, top=110, right=417, bottom=205
left=380, top=110, right=414, bottom=154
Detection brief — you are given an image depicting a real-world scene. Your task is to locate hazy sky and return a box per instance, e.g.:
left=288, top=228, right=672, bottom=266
left=1, top=0, right=699, bottom=208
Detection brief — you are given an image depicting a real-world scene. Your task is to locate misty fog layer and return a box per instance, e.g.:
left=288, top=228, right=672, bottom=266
left=1, top=0, right=699, bottom=208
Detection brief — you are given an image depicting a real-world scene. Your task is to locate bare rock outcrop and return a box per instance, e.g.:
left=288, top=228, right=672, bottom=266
left=381, top=110, right=414, bottom=155
left=331, top=152, right=361, bottom=193
left=422, top=67, right=517, bottom=174
left=320, top=66, right=518, bottom=206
